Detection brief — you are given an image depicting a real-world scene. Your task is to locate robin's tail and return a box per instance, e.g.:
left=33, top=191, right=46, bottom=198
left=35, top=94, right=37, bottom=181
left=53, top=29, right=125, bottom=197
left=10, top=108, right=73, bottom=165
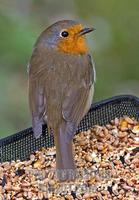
left=54, top=122, right=76, bottom=181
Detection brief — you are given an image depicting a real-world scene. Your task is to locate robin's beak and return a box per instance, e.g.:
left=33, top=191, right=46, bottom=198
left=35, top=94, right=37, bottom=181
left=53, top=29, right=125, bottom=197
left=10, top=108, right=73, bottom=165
left=78, top=27, right=96, bottom=36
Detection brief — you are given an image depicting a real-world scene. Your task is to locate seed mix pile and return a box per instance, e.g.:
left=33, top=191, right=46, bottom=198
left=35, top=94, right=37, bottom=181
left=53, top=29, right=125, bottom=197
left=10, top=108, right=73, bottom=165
left=0, top=116, right=139, bottom=200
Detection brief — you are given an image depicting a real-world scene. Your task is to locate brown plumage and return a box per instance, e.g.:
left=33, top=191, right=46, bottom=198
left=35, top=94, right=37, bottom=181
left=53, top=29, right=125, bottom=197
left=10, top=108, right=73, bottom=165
left=28, top=20, right=95, bottom=181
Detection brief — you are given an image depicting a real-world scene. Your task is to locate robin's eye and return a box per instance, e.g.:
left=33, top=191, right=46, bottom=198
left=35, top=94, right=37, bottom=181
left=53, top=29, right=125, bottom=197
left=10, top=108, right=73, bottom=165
left=60, top=31, right=69, bottom=37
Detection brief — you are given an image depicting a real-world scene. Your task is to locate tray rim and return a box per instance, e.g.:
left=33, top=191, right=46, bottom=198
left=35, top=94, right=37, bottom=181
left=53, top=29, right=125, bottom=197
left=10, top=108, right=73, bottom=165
left=1, top=94, right=139, bottom=147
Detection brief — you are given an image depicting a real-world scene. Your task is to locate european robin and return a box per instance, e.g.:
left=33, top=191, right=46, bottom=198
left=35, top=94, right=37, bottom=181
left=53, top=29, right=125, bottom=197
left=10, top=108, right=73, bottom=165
left=28, top=20, right=96, bottom=181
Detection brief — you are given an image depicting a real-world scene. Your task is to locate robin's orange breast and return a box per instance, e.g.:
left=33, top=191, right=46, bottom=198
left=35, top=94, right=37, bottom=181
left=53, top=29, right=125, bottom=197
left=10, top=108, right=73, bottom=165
left=57, top=24, right=89, bottom=54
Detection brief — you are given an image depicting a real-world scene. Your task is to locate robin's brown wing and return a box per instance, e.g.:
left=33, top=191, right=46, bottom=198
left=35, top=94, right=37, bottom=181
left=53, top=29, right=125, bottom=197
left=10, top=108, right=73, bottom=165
left=28, top=78, right=45, bottom=138
left=62, top=54, right=95, bottom=141
left=28, top=46, right=48, bottom=138
left=28, top=48, right=67, bottom=138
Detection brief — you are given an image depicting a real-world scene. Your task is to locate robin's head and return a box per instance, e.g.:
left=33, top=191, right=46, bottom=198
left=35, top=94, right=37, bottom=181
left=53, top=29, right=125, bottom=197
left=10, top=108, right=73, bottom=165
left=38, top=20, right=95, bottom=54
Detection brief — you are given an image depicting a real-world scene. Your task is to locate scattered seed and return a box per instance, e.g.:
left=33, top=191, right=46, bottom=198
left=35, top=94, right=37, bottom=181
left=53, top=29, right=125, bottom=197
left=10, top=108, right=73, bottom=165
left=0, top=116, right=138, bottom=199
left=132, top=125, right=139, bottom=134
left=112, top=183, right=119, bottom=196
left=33, top=160, right=42, bottom=169
left=118, top=131, right=127, bottom=138
left=85, top=154, right=93, bottom=162
left=30, top=154, right=36, bottom=162
left=1, top=174, right=7, bottom=187
left=124, top=116, right=134, bottom=124
left=15, top=169, right=25, bottom=176
left=119, top=156, right=125, bottom=165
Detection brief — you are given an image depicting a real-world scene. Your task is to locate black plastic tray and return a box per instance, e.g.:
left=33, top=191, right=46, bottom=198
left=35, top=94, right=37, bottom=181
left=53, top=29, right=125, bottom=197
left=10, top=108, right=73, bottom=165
left=0, top=95, right=139, bottom=162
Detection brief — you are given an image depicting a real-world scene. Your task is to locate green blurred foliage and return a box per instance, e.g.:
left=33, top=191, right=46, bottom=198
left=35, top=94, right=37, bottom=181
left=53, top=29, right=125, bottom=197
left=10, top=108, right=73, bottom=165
left=0, top=0, right=139, bottom=137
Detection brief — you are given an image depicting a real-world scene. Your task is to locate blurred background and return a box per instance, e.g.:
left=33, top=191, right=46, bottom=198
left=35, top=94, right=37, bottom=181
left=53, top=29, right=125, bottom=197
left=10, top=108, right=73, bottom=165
left=0, top=0, right=139, bottom=137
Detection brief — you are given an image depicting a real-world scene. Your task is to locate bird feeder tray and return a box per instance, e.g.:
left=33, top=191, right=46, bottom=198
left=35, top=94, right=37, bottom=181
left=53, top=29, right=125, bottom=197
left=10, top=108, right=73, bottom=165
left=0, top=95, right=139, bottom=163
